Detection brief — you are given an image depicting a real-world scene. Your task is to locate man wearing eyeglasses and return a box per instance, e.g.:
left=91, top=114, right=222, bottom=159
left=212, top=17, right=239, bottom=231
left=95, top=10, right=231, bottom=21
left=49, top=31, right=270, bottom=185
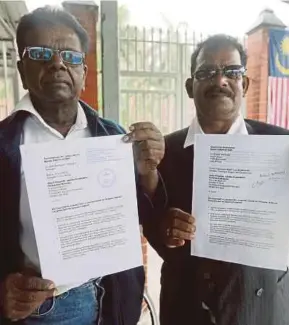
left=142, top=34, right=289, bottom=325
left=0, top=6, right=165, bottom=325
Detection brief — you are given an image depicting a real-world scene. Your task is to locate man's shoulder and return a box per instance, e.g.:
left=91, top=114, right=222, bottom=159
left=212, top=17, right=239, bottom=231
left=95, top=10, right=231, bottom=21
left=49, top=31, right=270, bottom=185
left=245, top=119, right=289, bottom=135
left=0, top=112, right=26, bottom=141
left=0, top=114, right=14, bottom=131
left=79, top=101, right=126, bottom=136
left=97, top=116, right=126, bottom=135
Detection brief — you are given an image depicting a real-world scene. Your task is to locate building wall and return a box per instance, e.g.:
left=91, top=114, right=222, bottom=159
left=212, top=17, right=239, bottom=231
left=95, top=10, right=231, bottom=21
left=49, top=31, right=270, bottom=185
left=63, top=2, right=99, bottom=110
left=246, top=28, right=269, bottom=121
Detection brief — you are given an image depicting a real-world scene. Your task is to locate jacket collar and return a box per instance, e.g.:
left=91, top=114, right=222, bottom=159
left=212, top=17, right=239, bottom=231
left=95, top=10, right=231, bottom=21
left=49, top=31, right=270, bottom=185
left=245, top=120, right=255, bottom=134
left=2, top=100, right=100, bottom=141
left=0, top=101, right=102, bottom=182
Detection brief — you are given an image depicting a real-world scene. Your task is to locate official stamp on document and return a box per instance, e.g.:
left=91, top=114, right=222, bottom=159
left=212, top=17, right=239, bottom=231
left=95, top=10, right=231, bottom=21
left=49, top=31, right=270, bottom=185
left=97, top=168, right=116, bottom=188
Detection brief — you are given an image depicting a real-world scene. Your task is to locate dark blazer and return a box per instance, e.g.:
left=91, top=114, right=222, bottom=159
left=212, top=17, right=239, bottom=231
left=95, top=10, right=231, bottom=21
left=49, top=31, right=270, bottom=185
left=142, top=119, right=289, bottom=325
left=0, top=101, right=147, bottom=325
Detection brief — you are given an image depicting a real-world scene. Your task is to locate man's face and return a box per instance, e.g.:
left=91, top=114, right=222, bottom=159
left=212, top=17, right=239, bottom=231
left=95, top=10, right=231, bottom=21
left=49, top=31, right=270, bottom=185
left=17, top=25, right=87, bottom=103
left=186, top=46, right=248, bottom=122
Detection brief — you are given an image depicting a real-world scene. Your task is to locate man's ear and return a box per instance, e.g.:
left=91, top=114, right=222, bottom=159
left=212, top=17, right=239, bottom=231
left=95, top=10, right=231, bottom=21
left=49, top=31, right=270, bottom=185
left=242, top=76, right=249, bottom=96
left=17, top=60, right=28, bottom=90
left=185, top=78, right=194, bottom=99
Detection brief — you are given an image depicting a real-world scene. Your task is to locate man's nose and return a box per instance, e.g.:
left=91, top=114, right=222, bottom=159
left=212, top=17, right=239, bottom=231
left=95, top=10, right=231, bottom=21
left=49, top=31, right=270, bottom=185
left=213, top=73, right=229, bottom=87
left=47, top=53, right=67, bottom=71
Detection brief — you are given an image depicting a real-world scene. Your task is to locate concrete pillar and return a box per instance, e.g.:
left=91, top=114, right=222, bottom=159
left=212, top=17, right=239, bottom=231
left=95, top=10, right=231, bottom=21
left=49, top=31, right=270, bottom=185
left=100, top=0, right=120, bottom=122
left=246, top=8, right=286, bottom=121
left=62, top=1, right=99, bottom=110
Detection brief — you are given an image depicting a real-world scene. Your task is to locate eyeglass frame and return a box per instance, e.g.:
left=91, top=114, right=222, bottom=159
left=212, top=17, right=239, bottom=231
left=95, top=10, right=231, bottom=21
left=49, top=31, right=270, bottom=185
left=21, top=46, right=86, bottom=65
left=192, top=65, right=247, bottom=81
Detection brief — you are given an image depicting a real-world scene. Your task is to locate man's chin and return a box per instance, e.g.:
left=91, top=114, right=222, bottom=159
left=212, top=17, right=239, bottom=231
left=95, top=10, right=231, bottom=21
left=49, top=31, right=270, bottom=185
left=43, top=91, right=76, bottom=103
left=203, top=102, right=236, bottom=119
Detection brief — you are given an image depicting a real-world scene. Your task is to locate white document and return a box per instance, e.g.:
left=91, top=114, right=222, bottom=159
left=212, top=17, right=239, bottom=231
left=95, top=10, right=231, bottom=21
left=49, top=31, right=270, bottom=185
left=192, top=134, right=289, bottom=271
left=21, top=135, right=142, bottom=286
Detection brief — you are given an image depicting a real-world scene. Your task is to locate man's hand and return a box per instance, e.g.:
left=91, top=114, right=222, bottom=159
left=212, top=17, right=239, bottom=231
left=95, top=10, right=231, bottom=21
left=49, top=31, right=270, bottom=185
left=123, top=122, right=165, bottom=175
left=162, top=208, right=196, bottom=247
left=123, top=122, right=165, bottom=196
left=0, top=272, right=55, bottom=321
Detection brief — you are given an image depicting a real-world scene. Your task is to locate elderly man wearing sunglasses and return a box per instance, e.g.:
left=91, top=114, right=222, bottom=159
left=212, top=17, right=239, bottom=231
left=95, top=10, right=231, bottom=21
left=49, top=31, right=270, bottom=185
left=0, top=5, right=165, bottom=325
left=142, top=34, right=289, bottom=325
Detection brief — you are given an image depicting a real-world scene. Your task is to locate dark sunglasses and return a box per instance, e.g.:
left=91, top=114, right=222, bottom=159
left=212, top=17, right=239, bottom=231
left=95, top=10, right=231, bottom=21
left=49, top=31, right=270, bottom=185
left=193, top=65, right=246, bottom=81
left=22, top=47, right=85, bottom=65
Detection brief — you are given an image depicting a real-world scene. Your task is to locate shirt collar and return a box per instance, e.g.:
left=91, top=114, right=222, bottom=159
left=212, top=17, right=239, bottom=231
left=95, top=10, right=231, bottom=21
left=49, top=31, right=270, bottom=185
left=12, top=93, right=88, bottom=131
left=184, top=114, right=248, bottom=148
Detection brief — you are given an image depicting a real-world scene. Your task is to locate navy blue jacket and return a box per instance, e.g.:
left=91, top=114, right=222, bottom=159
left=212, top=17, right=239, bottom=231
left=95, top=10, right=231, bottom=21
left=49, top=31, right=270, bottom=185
left=0, top=101, right=150, bottom=325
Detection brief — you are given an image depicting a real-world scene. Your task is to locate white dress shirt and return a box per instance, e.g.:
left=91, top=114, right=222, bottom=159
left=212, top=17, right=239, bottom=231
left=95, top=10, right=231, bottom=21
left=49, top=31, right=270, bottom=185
left=183, top=113, right=248, bottom=324
left=184, top=114, right=248, bottom=148
left=14, top=93, right=91, bottom=295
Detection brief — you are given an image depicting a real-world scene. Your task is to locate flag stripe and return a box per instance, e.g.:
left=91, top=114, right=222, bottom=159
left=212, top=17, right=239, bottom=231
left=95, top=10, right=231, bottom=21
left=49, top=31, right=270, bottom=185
left=268, top=77, right=289, bottom=128
left=268, top=29, right=289, bottom=128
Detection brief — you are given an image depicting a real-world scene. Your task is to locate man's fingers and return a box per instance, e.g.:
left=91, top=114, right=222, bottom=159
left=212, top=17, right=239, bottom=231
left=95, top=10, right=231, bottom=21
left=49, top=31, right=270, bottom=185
left=133, top=140, right=164, bottom=163
left=10, top=286, right=37, bottom=303
left=166, top=238, right=185, bottom=248
left=170, top=228, right=194, bottom=241
left=7, top=300, right=40, bottom=321
left=169, top=208, right=195, bottom=224
left=125, top=129, right=162, bottom=142
left=19, top=288, right=55, bottom=302
left=129, top=122, right=159, bottom=132
left=12, top=301, right=35, bottom=312
left=13, top=287, right=54, bottom=303
left=5, top=289, right=54, bottom=321
left=162, top=208, right=196, bottom=246
left=16, top=275, right=55, bottom=291
left=173, top=218, right=195, bottom=234
left=2, top=273, right=54, bottom=322
left=137, top=148, right=163, bottom=161
left=136, top=139, right=164, bottom=150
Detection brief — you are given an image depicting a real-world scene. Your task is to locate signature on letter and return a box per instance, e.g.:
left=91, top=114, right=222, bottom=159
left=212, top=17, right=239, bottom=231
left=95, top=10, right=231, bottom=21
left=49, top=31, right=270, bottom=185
left=252, top=170, right=286, bottom=189
left=252, top=180, right=265, bottom=188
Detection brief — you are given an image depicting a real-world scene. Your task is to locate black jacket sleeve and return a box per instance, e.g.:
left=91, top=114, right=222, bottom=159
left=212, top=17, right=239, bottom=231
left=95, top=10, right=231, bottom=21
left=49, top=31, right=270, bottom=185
left=140, top=167, right=170, bottom=260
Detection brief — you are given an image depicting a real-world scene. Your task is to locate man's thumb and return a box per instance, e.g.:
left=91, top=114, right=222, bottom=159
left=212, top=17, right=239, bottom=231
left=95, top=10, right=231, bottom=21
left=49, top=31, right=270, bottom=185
left=166, top=238, right=185, bottom=248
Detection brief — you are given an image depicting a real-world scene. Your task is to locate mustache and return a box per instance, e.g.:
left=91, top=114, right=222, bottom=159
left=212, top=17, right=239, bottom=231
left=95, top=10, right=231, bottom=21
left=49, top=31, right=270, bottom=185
left=205, top=87, right=233, bottom=98
left=41, top=74, right=70, bottom=83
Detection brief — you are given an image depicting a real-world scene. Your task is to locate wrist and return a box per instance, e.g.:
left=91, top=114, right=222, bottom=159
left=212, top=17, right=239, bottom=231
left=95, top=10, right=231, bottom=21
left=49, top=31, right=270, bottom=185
left=139, top=170, right=159, bottom=197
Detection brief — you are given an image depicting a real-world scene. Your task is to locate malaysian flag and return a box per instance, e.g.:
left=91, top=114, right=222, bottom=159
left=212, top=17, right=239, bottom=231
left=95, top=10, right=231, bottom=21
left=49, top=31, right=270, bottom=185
left=268, top=29, right=289, bottom=128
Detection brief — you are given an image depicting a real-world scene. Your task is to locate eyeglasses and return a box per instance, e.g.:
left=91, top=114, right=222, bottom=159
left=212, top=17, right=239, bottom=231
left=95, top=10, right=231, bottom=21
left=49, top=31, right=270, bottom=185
left=193, top=65, right=246, bottom=81
left=22, top=47, right=85, bottom=65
